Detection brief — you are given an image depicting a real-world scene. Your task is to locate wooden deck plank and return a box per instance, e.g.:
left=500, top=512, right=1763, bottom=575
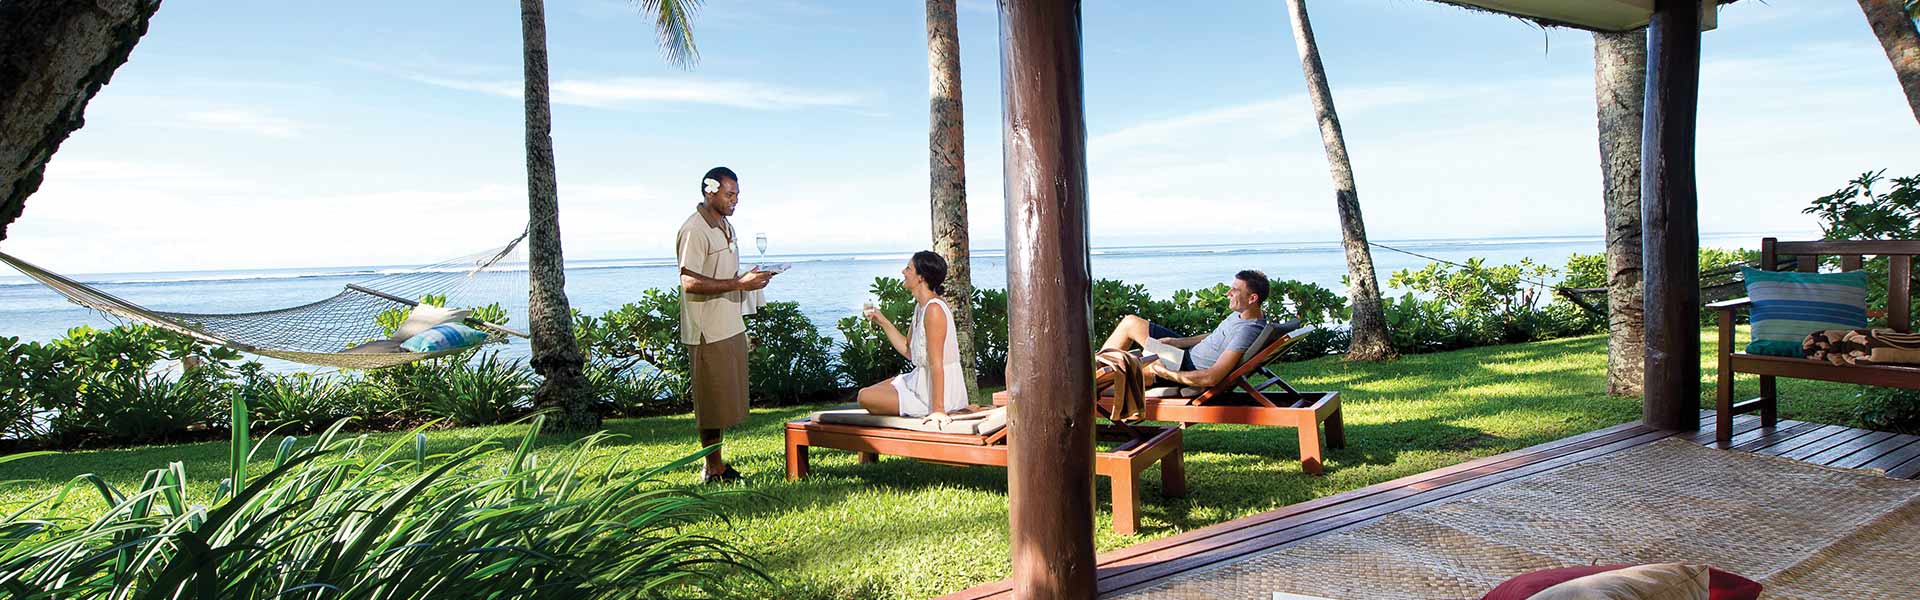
left=1778, top=427, right=1879, bottom=461
left=1727, top=421, right=1823, bottom=452
left=929, top=420, right=1657, bottom=600
left=1831, top=434, right=1920, bottom=470
left=1856, top=436, right=1920, bottom=473
left=1888, top=455, right=1920, bottom=479
left=935, top=413, right=1918, bottom=600
left=1753, top=424, right=1854, bottom=457
left=1728, top=420, right=1821, bottom=451
left=1089, top=429, right=1678, bottom=597
left=1805, top=431, right=1898, bottom=466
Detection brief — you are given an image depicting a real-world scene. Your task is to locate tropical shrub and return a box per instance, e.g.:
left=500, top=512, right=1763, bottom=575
left=243, top=371, right=358, bottom=433
left=587, top=360, right=684, bottom=418
left=1383, top=258, right=1560, bottom=352
left=576, top=289, right=690, bottom=389
left=970, top=288, right=1010, bottom=385
left=414, top=352, right=536, bottom=426
left=1859, top=386, right=1920, bottom=435
left=0, top=407, right=763, bottom=598
left=834, top=278, right=914, bottom=387
left=744, top=301, right=840, bottom=403
left=1805, top=170, right=1920, bottom=328
left=0, top=337, right=45, bottom=442
left=21, top=325, right=250, bottom=445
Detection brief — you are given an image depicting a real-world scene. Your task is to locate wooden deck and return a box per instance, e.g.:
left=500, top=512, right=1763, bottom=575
left=935, top=411, right=1920, bottom=599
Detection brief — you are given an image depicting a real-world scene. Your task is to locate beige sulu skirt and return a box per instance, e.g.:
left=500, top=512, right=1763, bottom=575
left=689, top=333, right=749, bottom=430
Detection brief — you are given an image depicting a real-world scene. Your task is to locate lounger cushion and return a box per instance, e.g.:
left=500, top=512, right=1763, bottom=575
left=809, top=406, right=1008, bottom=436
left=1145, top=386, right=1203, bottom=398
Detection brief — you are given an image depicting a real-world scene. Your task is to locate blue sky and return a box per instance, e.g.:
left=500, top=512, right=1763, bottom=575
left=8, top=0, right=1917, bottom=273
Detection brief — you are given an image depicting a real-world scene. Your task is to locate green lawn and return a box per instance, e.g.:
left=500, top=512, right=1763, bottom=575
left=0, top=327, right=1874, bottom=598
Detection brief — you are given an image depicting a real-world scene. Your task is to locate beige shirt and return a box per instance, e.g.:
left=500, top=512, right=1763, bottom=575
left=677, top=206, right=746, bottom=344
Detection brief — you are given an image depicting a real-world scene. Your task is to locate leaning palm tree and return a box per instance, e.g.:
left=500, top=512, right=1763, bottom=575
left=925, top=0, right=979, bottom=395
left=1282, top=0, right=1395, bottom=361
left=520, top=0, right=700, bottom=431
left=1593, top=29, right=1648, bottom=396
left=1858, top=0, right=1920, bottom=126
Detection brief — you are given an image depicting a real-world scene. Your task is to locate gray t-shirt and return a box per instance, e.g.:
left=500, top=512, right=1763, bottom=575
left=1186, top=314, right=1267, bottom=370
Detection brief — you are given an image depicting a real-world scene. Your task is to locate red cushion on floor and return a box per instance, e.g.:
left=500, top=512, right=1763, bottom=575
left=1481, top=564, right=1761, bottom=600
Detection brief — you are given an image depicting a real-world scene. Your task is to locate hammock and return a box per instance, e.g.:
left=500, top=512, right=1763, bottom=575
left=0, top=235, right=531, bottom=370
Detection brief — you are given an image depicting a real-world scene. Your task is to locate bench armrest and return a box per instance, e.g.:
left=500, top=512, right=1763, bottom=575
left=1707, top=297, right=1752, bottom=311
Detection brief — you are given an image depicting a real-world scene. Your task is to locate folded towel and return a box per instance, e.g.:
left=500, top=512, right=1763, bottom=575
left=1096, top=348, right=1147, bottom=422
left=1804, top=328, right=1920, bottom=365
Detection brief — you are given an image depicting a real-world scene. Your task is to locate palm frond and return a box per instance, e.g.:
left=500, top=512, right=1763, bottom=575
left=635, top=0, right=703, bottom=69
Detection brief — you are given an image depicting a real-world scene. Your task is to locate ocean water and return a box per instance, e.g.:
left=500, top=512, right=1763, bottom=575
left=0, top=233, right=1780, bottom=373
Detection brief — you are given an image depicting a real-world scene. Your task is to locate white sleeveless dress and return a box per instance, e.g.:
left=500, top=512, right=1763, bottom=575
left=891, top=298, right=969, bottom=416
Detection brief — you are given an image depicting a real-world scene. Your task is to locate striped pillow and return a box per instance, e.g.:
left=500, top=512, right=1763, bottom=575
left=1742, top=267, right=1869, bottom=357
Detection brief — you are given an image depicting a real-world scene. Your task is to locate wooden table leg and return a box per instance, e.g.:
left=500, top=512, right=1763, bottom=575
left=1298, top=415, right=1324, bottom=476
left=1160, top=449, right=1187, bottom=497
left=1325, top=405, right=1346, bottom=450
left=786, top=438, right=809, bottom=480
left=858, top=451, right=879, bottom=464
left=1110, top=471, right=1138, bottom=536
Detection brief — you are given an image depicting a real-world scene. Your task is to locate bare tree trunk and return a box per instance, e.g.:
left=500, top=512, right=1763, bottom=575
left=521, top=0, right=597, bottom=432
left=0, top=0, right=161, bottom=241
left=1860, top=0, right=1920, bottom=125
left=926, top=0, right=978, bottom=398
left=1283, top=0, right=1395, bottom=362
left=1596, top=30, right=1647, bottom=397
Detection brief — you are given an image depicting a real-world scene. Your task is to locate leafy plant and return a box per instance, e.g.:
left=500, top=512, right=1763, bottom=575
left=1859, top=386, right=1920, bottom=435
left=744, top=302, right=840, bottom=404
left=587, top=361, right=684, bottom=418
left=415, top=352, right=536, bottom=427
left=245, top=371, right=357, bottom=433
left=969, top=288, right=1009, bottom=385
left=0, top=404, right=764, bottom=597
left=1804, top=170, right=1920, bottom=328
left=834, top=278, right=914, bottom=388
left=576, top=289, right=689, bottom=388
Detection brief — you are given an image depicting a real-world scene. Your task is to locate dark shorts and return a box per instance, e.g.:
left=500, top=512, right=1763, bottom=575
left=1145, top=321, right=1198, bottom=371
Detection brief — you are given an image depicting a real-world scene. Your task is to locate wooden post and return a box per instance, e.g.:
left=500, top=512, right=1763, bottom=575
left=1641, top=0, right=1704, bottom=432
left=999, top=0, right=1097, bottom=597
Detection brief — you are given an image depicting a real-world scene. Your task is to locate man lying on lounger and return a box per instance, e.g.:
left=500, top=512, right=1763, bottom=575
left=1098, top=269, right=1270, bottom=389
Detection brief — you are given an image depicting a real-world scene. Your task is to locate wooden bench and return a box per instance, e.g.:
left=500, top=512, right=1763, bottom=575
left=1708, top=238, right=1920, bottom=446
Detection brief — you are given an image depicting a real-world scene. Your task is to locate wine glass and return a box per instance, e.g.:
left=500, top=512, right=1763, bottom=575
left=754, top=233, right=769, bottom=263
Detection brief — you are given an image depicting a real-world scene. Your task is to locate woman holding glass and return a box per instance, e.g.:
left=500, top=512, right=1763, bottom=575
left=857, top=251, right=970, bottom=420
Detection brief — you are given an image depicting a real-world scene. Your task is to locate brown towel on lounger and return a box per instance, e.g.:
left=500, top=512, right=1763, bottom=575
left=1803, top=328, right=1920, bottom=365
left=1095, top=348, right=1146, bottom=422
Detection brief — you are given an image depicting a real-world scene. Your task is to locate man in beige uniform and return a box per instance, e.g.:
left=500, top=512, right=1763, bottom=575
left=677, top=166, right=773, bottom=483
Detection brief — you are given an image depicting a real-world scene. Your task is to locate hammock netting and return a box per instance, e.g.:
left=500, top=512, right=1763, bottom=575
left=0, top=234, right=529, bottom=370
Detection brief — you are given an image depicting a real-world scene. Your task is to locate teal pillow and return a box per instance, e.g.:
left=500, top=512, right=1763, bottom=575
left=400, top=323, right=489, bottom=353
left=1741, top=267, right=1869, bottom=357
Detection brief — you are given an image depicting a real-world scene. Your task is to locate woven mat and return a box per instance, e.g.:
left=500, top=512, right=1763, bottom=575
left=1115, top=438, right=1920, bottom=600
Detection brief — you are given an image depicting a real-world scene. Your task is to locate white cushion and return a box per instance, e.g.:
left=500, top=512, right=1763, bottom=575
left=1145, top=386, right=1202, bottom=398
left=1530, top=563, right=1708, bottom=600
left=392, top=304, right=471, bottom=341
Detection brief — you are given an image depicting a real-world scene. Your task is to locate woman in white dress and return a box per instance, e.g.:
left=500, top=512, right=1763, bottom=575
left=857, top=251, right=971, bottom=420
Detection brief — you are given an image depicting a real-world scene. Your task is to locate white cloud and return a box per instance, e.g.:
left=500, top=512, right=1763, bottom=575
left=178, top=109, right=302, bottom=138
left=405, top=73, right=865, bottom=111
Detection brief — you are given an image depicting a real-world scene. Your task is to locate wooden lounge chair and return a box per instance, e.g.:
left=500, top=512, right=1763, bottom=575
left=784, top=365, right=1186, bottom=536
left=993, top=324, right=1344, bottom=475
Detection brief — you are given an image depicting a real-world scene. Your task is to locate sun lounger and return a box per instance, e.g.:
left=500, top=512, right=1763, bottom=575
left=993, top=324, right=1345, bottom=475
left=785, top=366, right=1186, bottom=535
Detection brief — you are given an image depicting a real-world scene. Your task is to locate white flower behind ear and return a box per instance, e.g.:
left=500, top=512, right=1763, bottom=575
left=703, top=178, right=720, bottom=194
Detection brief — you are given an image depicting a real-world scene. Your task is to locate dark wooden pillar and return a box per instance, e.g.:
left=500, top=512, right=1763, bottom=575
left=1641, top=0, right=1704, bottom=431
left=999, top=0, right=1097, bottom=597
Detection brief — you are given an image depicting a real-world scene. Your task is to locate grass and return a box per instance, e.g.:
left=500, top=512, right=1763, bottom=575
left=0, top=327, right=1876, bottom=598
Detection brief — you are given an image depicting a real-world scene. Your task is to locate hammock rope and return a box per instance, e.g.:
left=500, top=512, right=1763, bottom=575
left=0, top=232, right=530, bottom=370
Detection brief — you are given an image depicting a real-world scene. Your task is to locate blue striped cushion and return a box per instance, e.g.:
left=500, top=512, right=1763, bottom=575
left=1742, top=267, right=1868, bottom=357
left=400, top=323, right=489, bottom=353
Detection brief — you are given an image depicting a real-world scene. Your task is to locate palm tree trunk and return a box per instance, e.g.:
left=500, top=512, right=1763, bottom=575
left=1595, top=30, right=1647, bottom=397
left=926, top=0, right=979, bottom=396
left=1283, top=0, right=1395, bottom=362
left=0, top=0, right=161, bottom=241
left=1859, top=0, right=1920, bottom=125
left=521, top=0, right=597, bottom=432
